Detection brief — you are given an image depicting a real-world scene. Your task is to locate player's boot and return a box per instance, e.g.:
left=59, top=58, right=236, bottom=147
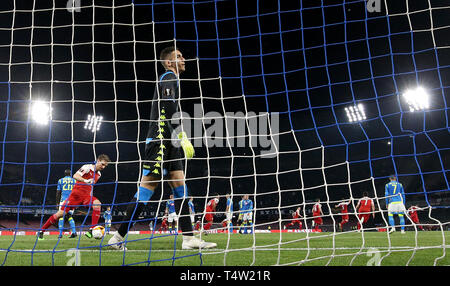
left=37, top=231, right=44, bottom=240
left=85, top=228, right=93, bottom=239
left=400, top=229, right=405, bottom=234
left=108, top=232, right=128, bottom=251
left=182, top=236, right=217, bottom=250
left=388, top=227, right=396, bottom=234
left=69, top=232, right=77, bottom=238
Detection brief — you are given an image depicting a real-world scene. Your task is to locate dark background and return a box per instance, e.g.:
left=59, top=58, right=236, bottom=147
left=0, top=0, right=448, bottom=229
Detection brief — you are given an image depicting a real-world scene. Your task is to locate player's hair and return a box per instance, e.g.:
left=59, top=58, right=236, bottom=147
left=159, top=46, right=177, bottom=69
left=97, top=154, right=111, bottom=162
left=64, top=169, right=71, bottom=176
left=389, top=174, right=397, bottom=180
left=363, top=191, right=368, bottom=197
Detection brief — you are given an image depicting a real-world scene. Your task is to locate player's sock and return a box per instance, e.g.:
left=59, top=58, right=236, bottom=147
left=118, top=198, right=146, bottom=238
left=399, top=214, right=405, bottom=231
left=42, top=214, right=58, bottom=230
left=243, top=222, right=247, bottom=234
left=58, top=217, right=64, bottom=235
left=388, top=214, right=395, bottom=227
left=68, top=217, right=76, bottom=234
left=229, top=222, right=233, bottom=232
left=248, top=221, right=253, bottom=234
left=172, top=185, right=194, bottom=237
left=92, top=208, right=101, bottom=227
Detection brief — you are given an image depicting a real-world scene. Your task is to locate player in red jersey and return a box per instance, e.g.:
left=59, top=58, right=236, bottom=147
left=201, top=193, right=220, bottom=232
left=284, top=207, right=303, bottom=230
left=158, top=216, right=169, bottom=232
left=37, top=154, right=110, bottom=239
left=312, top=199, right=323, bottom=231
left=355, top=192, right=375, bottom=231
left=335, top=200, right=350, bottom=232
left=407, top=205, right=424, bottom=230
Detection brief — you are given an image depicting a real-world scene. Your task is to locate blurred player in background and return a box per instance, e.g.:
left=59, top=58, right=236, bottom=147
left=355, top=192, right=375, bottom=231
left=407, top=205, right=424, bottom=231
left=238, top=195, right=254, bottom=234
left=158, top=216, right=169, bottom=232
left=284, top=207, right=303, bottom=230
left=165, top=194, right=178, bottom=234
left=201, top=193, right=220, bottom=233
left=103, top=206, right=112, bottom=234
left=188, top=197, right=196, bottom=229
left=311, top=199, right=323, bottom=232
left=223, top=193, right=234, bottom=232
left=55, top=169, right=77, bottom=238
left=108, top=46, right=216, bottom=250
left=335, top=199, right=350, bottom=232
left=385, top=175, right=406, bottom=234
left=38, top=154, right=110, bottom=240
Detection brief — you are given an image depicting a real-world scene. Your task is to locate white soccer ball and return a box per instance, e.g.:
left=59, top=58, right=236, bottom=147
left=92, top=225, right=105, bottom=239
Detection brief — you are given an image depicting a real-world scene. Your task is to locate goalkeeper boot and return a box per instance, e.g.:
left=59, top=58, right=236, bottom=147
left=69, top=232, right=77, bottom=238
left=182, top=236, right=217, bottom=250
left=108, top=232, right=128, bottom=251
left=37, top=231, right=44, bottom=240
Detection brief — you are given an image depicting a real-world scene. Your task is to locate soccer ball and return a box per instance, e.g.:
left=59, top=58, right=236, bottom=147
left=92, top=225, right=105, bottom=239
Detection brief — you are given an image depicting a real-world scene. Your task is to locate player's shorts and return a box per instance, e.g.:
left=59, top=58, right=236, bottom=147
left=167, top=212, right=178, bottom=223
left=313, top=216, right=323, bottom=225
left=388, top=202, right=406, bottom=214
left=205, top=212, right=214, bottom=223
left=358, top=213, right=370, bottom=223
left=341, top=215, right=349, bottom=223
left=142, top=137, right=184, bottom=177
left=63, top=192, right=99, bottom=213
left=242, top=212, right=252, bottom=221
left=226, top=212, right=233, bottom=221
left=105, top=220, right=111, bottom=227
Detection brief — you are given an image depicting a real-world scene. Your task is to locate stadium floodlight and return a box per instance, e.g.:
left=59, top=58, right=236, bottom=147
left=30, top=100, right=52, bottom=125
left=84, top=114, right=103, bottom=132
left=403, top=87, right=430, bottom=112
left=345, top=103, right=367, bottom=123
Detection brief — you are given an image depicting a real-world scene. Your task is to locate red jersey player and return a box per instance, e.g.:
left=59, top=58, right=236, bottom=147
left=284, top=207, right=303, bottom=230
left=38, top=154, right=110, bottom=239
left=202, top=193, right=220, bottom=232
left=312, top=199, right=323, bottom=232
left=158, top=216, right=169, bottom=232
left=335, top=200, right=350, bottom=232
left=355, top=192, right=375, bottom=231
left=407, top=205, right=424, bottom=230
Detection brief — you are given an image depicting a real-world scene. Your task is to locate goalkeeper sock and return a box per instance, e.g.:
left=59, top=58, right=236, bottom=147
left=118, top=198, right=145, bottom=238
left=388, top=214, right=395, bottom=227
left=172, top=186, right=194, bottom=236
left=58, top=218, right=64, bottom=234
left=399, top=214, right=405, bottom=231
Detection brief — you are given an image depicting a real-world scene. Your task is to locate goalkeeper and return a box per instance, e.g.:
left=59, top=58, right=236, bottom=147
left=108, top=46, right=216, bottom=250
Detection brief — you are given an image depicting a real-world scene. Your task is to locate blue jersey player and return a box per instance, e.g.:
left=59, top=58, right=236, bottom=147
left=223, top=193, right=234, bottom=232
left=238, top=195, right=253, bottom=234
left=56, top=169, right=77, bottom=238
left=165, top=195, right=178, bottom=234
left=103, top=207, right=112, bottom=234
left=385, top=175, right=406, bottom=234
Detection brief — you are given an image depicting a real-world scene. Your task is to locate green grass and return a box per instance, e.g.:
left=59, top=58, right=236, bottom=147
left=0, top=231, right=448, bottom=266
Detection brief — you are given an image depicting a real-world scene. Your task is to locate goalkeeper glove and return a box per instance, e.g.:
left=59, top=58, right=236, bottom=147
left=178, top=131, right=194, bottom=159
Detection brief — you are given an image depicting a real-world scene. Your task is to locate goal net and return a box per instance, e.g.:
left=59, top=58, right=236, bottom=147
left=0, top=0, right=449, bottom=266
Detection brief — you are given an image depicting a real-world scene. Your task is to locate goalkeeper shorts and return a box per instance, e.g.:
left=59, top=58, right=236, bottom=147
left=142, top=138, right=184, bottom=177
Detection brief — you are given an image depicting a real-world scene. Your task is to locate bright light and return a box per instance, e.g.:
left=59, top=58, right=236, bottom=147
left=403, top=87, right=430, bottom=112
left=30, top=100, right=52, bottom=125
left=84, top=114, right=103, bottom=132
left=345, top=103, right=367, bottom=123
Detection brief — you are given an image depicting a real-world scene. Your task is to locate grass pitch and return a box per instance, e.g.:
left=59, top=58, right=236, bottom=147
left=0, top=231, right=448, bottom=266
